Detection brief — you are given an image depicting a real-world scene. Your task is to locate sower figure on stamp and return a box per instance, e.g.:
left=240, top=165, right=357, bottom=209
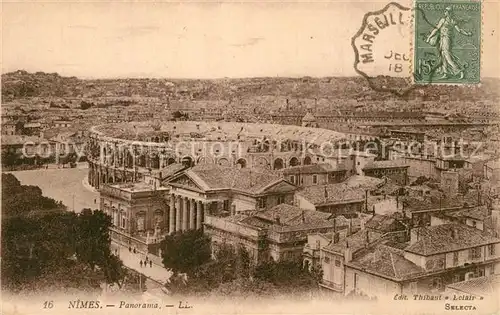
left=425, top=6, right=472, bottom=79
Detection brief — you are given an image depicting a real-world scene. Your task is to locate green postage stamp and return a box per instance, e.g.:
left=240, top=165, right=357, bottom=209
left=414, top=0, right=481, bottom=84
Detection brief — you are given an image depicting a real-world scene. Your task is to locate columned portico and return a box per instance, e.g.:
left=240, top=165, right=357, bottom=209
left=169, top=195, right=175, bottom=234
left=182, top=197, right=189, bottom=231
left=175, top=195, right=182, bottom=232
left=168, top=193, right=207, bottom=233
left=189, top=199, right=196, bottom=230
left=196, top=201, right=205, bottom=230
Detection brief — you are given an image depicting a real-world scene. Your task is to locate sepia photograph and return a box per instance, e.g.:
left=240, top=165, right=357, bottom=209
left=1, top=1, right=499, bottom=314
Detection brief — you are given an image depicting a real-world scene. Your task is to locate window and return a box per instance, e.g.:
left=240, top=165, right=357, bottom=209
left=472, top=221, right=477, bottom=228
left=324, top=256, right=330, bottom=264
left=354, top=273, right=359, bottom=289
left=289, top=175, right=296, bottom=184
left=258, top=198, right=266, bottom=209
left=312, top=175, right=318, bottom=184
left=121, top=217, right=126, bottom=229
left=223, top=200, right=230, bottom=211
left=489, top=244, right=496, bottom=256
left=334, top=259, right=341, bottom=267
left=453, top=252, right=459, bottom=266
left=277, top=195, right=285, bottom=205
left=469, top=247, right=481, bottom=259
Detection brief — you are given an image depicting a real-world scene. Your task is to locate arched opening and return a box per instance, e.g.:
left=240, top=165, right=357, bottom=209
left=236, top=158, right=247, bottom=168
left=181, top=156, right=194, bottom=167
left=273, top=158, right=284, bottom=170
left=101, top=173, right=106, bottom=183
left=108, top=176, right=114, bottom=184
left=289, top=157, right=300, bottom=167
left=303, top=156, right=312, bottom=165
left=218, top=158, right=229, bottom=166
left=256, top=157, right=269, bottom=169
left=167, top=157, right=176, bottom=165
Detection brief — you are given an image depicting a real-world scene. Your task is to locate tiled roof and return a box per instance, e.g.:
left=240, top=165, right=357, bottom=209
left=405, top=223, right=500, bottom=256
left=447, top=206, right=491, bottom=221
left=283, top=163, right=342, bottom=175
left=1, top=135, right=43, bottom=145
left=323, top=229, right=369, bottom=254
left=348, top=244, right=426, bottom=281
left=155, top=163, right=187, bottom=179
left=297, top=183, right=365, bottom=206
left=254, top=204, right=331, bottom=227
left=189, top=165, right=290, bottom=194
left=345, top=175, right=384, bottom=190
left=365, top=214, right=406, bottom=232
left=446, top=275, right=500, bottom=297
left=363, top=160, right=409, bottom=169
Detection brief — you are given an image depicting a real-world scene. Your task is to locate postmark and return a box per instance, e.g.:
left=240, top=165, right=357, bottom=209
left=352, top=2, right=413, bottom=96
left=413, top=0, right=481, bottom=84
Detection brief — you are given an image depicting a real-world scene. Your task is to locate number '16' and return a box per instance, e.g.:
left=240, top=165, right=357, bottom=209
left=43, top=301, right=54, bottom=309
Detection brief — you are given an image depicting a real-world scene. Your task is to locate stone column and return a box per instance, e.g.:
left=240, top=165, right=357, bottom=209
left=169, top=194, right=175, bottom=234
left=189, top=199, right=196, bottom=230
left=182, top=198, right=189, bottom=231
left=196, top=200, right=203, bottom=230
left=175, top=195, right=182, bottom=232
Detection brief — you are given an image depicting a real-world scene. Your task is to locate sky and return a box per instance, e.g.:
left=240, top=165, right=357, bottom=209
left=2, top=0, right=499, bottom=79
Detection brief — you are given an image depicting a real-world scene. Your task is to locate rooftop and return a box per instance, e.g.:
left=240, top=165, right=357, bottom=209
left=344, top=175, right=385, bottom=190
left=348, top=244, right=426, bottom=281
left=283, top=163, right=344, bottom=175
left=405, top=223, right=500, bottom=256
left=363, top=160, right=409, bottom=169
left=297, top=183, right=365, bottom=206
left=365, top=214, right=406, bottom=233
left=187, top=164, right=292, bottom=195
left=446, top=205, right=491, bottom=221
left=446, top=275, right=500, bottom=297
left=1, top=135, right=43, bottom=146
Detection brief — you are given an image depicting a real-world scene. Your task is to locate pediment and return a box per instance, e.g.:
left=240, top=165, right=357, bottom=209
left=168, top=174, right=205, bottom=192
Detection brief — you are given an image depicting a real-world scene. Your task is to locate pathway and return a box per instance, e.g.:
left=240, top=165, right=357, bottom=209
left=111, top=243, right=172, bottom=285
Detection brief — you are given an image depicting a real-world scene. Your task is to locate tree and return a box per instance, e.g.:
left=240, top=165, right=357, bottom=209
left=75, top=208, right=113, bottom=271
left=161, top=229, right=211, bottom=274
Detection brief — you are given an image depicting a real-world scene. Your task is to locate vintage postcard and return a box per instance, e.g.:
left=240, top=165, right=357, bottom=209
left=1, top=1, right=499, bottom=315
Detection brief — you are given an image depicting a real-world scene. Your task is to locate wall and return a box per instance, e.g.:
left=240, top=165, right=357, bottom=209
left=345, top=267, right=401, bottom=298
left=321, top=251, right=345, bottom=292
left=295, top=194, right=317, bottom=211
left=403, top=157, right=438, bottom=181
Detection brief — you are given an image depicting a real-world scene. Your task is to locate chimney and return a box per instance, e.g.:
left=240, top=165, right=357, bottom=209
left=344, top=241, right=352, bottom=262
left=451, top=226, right=459, bottom=238
left=334, top=232, right=340, bottom=244
left=365, top=190, right=369, bottom=212
left=275, top=215, right=281, bottom=225
left=410, top=228, right=420, bottom=245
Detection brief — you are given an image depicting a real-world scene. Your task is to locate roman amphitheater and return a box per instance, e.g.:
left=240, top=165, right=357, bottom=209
left=87, top=121, right=378, bottom=189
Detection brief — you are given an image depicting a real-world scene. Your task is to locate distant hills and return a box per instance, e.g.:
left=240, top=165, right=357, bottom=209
left=2, top=70, right=499, bottom=102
